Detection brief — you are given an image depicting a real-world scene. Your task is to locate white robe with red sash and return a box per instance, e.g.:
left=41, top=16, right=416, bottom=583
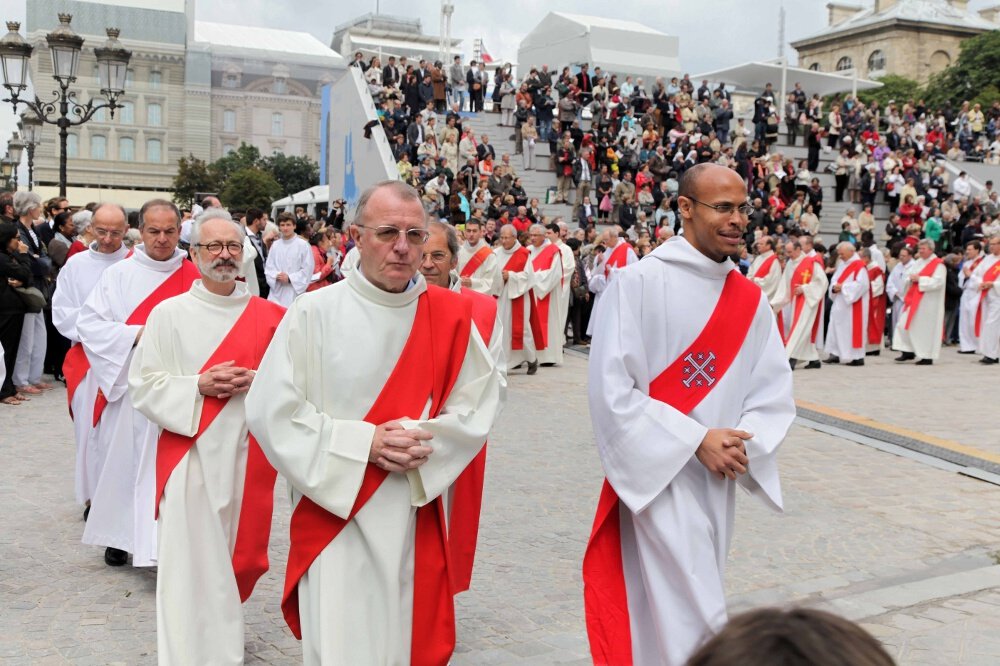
left=867, top=262, right=887, bottom=353
left=51, top=242, right=131, bottom=505
left=586, top=240, right=638, bottom=337
left=825, top=256, right=870, bottom=363
left=494, top=243, right=538, bottom=368
left=892, top=255, right=946, bottom=360
left=77, top=246, right=199, bottom=566
left=958, top=254, right=986, bottom=352
left=749, top=250, right=781, bottom=302
left=245, top=270, right=505, bottom=666
left=970, top=254, right=1000, bottom=359
left=584, top=237, right=794, bottom=666
left=529, top=241, right=566, bottom=365
left=128, top=281, right=285, bottom=665
left=457, top=239, right=501, bottom=296
left=771, top=254, right=828, bottom=362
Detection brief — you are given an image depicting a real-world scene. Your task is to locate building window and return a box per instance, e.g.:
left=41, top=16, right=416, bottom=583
left=808, top=63, right=820, bottom=71
left=149, top=71, right=162, bottom=89
left=92, top=64, right=101, bottom=86
left=67, top=133, right=79, bottom=158
left=223, top=143, right=235, bottom=155
left=119, top=101, right=134, bottom=124
left=273, top=77, right=287, bottom=94
left=930, top=50, right=951, bottom=74
left=125, top=68, right=134, bottom=87
left=271, top=112, right=283, bottom=136
left=223, top=73, right=240, bottom=88
left=147, top=103, right=162, bottom=127
left=90, top=135, right=107, bottom=160
left=119, top=136, right=135, bottom=161
left=147, top=138, right=162, bottom=163
left=223, top=109, right=236, bottom=132
left=93, top=106, right=106, bottom=122
left=867, top=50, right=886, bottom=74
left=836, top=56, right=853, bottom=72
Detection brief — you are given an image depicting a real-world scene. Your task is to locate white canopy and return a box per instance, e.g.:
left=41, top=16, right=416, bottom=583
left=693, top=61, right=883, bottom=98
left=517, top=12, right=680, bottom=81
left=271, top=185, right=329, bottom=215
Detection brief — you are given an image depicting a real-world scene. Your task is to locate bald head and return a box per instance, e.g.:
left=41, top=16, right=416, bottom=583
left=678, top=163, right=741, bottom=201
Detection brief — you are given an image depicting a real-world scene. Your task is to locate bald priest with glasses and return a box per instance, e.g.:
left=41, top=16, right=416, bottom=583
left=246, top=181, right=506, bottom=665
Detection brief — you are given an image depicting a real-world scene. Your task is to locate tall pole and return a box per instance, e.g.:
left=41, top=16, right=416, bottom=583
left=58, top=82, right=70, bottom=198
left=26, top=142, right=34, bottom=191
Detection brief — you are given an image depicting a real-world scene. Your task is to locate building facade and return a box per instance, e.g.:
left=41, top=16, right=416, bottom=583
left=791, top=0, right=1000, bottom=85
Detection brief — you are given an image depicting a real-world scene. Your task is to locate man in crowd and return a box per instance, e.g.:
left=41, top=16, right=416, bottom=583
left=584, top=163, right=794, bottom=665
left=772, top=239, right=827, bottom=369
left=957, top=240, right=985, bottom=354
left=128, top=209, right=285, bottom=664
left=863, top=247, right=887, bottom=356
left=244, top=208, right=269, bottom=298
left=264, top=212, right=312, bottom=307
left=52, top=203, right=131, bottom=520
left=527, top=223, right=565, bottom=366
left=551, top=222, right=576, bottom=349
left=825, top=242, right=870, bottom=367
left=77, top=199, right=199, bottom=567
left=245, top=181, right=505, bottom=663
left=893, top=239, right=946, bottom=365
left=970, top=236, right=1000, bottom=364
left=586, top=226, right=638, bottom=339
left=748, top=235, right=782, bottom=303
left=886, top=245, right=914, bottom=335
left=457, top=218, right=500, bottom=295
left=494, top=223, right=538, bottom=375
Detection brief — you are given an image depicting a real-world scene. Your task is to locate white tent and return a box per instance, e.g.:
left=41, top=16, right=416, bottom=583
left=517, top=12, right=680, bottom=82
left=271, top=185, right=329, bottom=218
left=693, top=60, right=883, bottom=98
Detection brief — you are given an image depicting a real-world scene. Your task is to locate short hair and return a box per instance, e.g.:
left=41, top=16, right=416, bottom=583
left=138, top=198, right=181, bottom=229
left=12, top=191, right=42, bottom=218
left=46, top=197, right=68, bottom=216
left=465, top=217, right=482, bottom=229
left=499, top=223, right=517, bottom=237
left=860, top=247, right=872, bottom=261
left=353, top=180, right=422, bottom=227
left=677, top=163, right=715, bottom=200
left=190, top=208, right=243, bottom=246
left=53, top=211, right=74, bottom=233
left=246, top=208, right=264, bottom=224
left=546, top=222, right=560, bottom=234
left=836, top=241, right=856, bottom=254
left=428, top=220, right=459, bottom=258
left=759, top=235, right=774, bottom=251
left=967, top=240, right=983, bottom=252
left=528, top=223, right=546, bottom=235
left=91, top=202, right=127, bottom=226
left=276, top=212, right=295, bottom=224
left=72, top=209, right=93, bottom=234
left=917, top=238, right=936, bottom=252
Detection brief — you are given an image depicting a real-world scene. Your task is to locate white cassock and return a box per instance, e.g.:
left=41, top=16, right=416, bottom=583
left=529, top=240, right=566, bottom=365
left=770, top=256, right=795, bottom=344
left=771, top=256, right=828, bottom=362
left=339, top=246, right=360, bottom=278
left=867, top=262, right=886, bottom=354
left=749, top=250, right=782, bottom=302
left=586, top=241, right=639, bottom=337
left=265, top=236, right=312, bottom=307
left=457, top=239, right=501, bottom=295
left=805, top=250, right=827, bottom=349
left=886, top=259, right=912, bottom=336
left=588, top=237, right=794, bottom=665
left=556, top=240, right=576, bottom=345
left=244, top=270, right=505, bottom=665
left=51, top=242, right=130, bottom=505
left=958, top=255, right=986, bottom=352
left=239, top=234, right=260, bottom=297
left=971, top=254, right=1000, bottom=359
left=493, top=243, right=538, bottom=368
left=868, top=244, right=887, bottom=272
left=825, top=256, right=870, bottom=362
left=892, top=256, right=946, bottom=360
left=77, top=246, right=193, bottom=565
left=128, top=281, right=282, bottom=666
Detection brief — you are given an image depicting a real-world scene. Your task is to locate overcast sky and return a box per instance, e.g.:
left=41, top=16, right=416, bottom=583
left=2, top=0, right=996, bottom=180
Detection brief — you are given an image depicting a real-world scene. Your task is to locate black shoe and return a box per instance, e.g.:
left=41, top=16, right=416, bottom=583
left=805, top=360, right=821, bottom=369
left=895, top=353, right=916, bottom=362
left=958, top=350, right=976, bottom=354
left=540, top=362, right=556, bottom=367
left=527, top=360, right=538, bottom=375
left=915, top=359, right=933, bottom=366
left=823, top=356, right=840, bottom=364
left=83, top=504, right=90, bottom=522
left=866, top=350, right=880, bottom=356
left=789, top=359, right=797, bottom=370
left=104, top=547, right=128, bottom=567
left=847, top=359, right=865, bottom=366
left=981, top=357, right=999, bottom=365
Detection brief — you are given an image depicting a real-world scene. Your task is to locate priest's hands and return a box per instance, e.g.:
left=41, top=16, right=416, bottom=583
left=370, top=421, right=434, bottom=473
left=460, top=276, right=473, bottom=288
left=277, top=272, right=290, bottom=284
left=696, top=429, right=752, bottom=481
left=197, top=360, right=255, bottom=399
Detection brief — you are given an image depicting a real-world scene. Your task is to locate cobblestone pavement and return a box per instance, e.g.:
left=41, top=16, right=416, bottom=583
left=2, top=348, right=999, bottom=664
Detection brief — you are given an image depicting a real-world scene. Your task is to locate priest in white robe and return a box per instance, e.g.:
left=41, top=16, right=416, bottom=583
left=265, top=213, right=312, bottom=307
left=129, top=211, right=285, bottom=665
left=971, top=236, right=1000, bottom=364
left=749, top=235, right=782, bottom=302
left=245, top=181, right=506, bottom=665
left=527, top=224, right=566, bottom=366
left=552, top=223, right=576, bottom=348
left=52, top=203, right=130, bottom=514
left=771, top=239, right=827, bottom=369
left=494, top=224, right=538, bottom=374
left=824, top=242, right=870, bottom=366
left=893, top=239, right=946, bottom=364
left=886, top=245, right=913, bottom=338
left=584, top=164, right=794, bottom=666
left=799, top=235, right=826, bottom=349
left=77, top=199, right=199, bottom=567
left=586, top=226, right=638, bottom=337
left=456, top=218, right=500, bottom=296
left=958, top=240, right=986, bottom=354
left=862, top=247, right=888, bottom=356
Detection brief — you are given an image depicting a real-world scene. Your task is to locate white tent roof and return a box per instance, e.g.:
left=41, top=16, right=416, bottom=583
left=271, top=185, right=329, bottom=209
left=517, top=12, right=679, bottom=81
left=693, top=61, right=883, bottom=97
left=195, top=21, right=345, bottom=68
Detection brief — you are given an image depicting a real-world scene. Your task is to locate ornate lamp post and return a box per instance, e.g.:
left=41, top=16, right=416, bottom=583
left=17, top=111, right=41, bottom=191
left=6, top=131, right=24, bottom=189
left=0, top=15, right=131, bottom=197
left=0, top=155, right=13, bottom=191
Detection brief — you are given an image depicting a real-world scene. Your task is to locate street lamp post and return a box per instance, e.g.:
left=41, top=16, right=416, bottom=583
left=0, top=15, right=131, bottom=198
left=6, top=131, right=24, bottom=189
left=0, top=155, right=13, bottom=191
left=17, top=111, right=41, bottom=191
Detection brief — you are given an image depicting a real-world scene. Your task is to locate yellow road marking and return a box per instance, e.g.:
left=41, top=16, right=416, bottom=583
left=795, top=399, right=1000, bottom=466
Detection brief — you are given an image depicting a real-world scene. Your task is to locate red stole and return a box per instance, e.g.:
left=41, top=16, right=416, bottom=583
left=835, top=260, right=866, bottom=348
left=502, top=246, right=532, bottom=350
left=282, top=286, right=472, bottom=666
left=153, top=297, right=284, bottom=603
left=91, top=260, right=200, bottom=427
left=62, top=343, right=89, bottom=418
left=867, top=265, right=886, bottom=345
left=902, top=256, right=943, bottom=330
left=460, top=244, right=492, bottom=279
left=605, top=242, right=630, bottom=277
left=449, top=288, right=497, bottom=595
left=976, top=260, right=1000, bottom=336
left=787, top=257, right=822, bottom=345
left=752, top=253, right=778, bottom=280
left=528, top=244, right=562, bottom=350
left=582, top=271, right=761, bottom=665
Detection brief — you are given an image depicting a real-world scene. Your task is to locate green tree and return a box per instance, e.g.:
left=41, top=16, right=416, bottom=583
left=924, top=30, right=1000, bottom=108
left=219, top=167, right=282, bottom=211
left=210, top=143, right=262, bottom=184
left=171, top=154, right=217, bottom=207
left=260, top=152, right=320, bottom=196
left=856, top=74, right=924, bottom=109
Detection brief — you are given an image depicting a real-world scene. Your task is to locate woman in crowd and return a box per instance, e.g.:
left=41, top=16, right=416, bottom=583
left=11, top=192, right=50, bottom=397
left=65, top=209, right=93, bottom=260
left=306, top=232, right=334, bottom=293
left=0, top=221, right=32, bottom=405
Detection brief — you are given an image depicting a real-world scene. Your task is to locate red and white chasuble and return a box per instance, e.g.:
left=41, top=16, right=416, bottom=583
left=128, top=282, right=285, bottom=664
left=958, top=254, right=986, bottom=352
left=584, top=237, right=794, bottom=665
left=974, top=256, right=1000, bottom=359
left=494, top=243, right=539, bottom=367
left=771, top=254, right=827, bottom=362
left=246, top=270, right=505, bottom=665
left=892, top=255, right=946, bottom=361
left=587, top=240, right=639, bottom=337
left=458, top=239, right=501, bottom=295
left=867, top=263, right=887, bottom=352
left=528, top=241, right=565, bottom=364
left=825, top=257, right=870, bottom=362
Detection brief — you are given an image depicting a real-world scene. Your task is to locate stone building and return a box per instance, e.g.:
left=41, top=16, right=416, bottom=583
left=332, top=13, right=461, bottom=66
left=791, top=0, right=1000, bottom=85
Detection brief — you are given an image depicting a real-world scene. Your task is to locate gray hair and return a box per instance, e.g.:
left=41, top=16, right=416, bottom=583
left=190, top=207, right=243, bottom=246
left=91, top=202, right=127, bottom=226
left=500, top=223, right=518, bottom=236
left=529, top=223, right=546, bottom=235
left=72, top=210, right=93, bottom=234
left=917, top=238, right=936, bottom=252
left=428, top=220, right=459, bottom=259
left=139, top=198, right=181, bottom=229
left=352, top=180, right=422, bottom=227
left=836, top=241, right=856, bottom=254
left=859, top=247, right=872, bottom=261
left=13, top=191, right=42, bottom=218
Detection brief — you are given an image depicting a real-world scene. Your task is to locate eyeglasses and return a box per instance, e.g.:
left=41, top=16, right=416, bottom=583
left=93, top=227, right=126, bottom=239
left=358, top=225, right=430, bottom=245
left=684, top=197, right=756, bottom=218
left=421, top=251, right=451, bottom=263
left=194, top=241, right=244, bottom=256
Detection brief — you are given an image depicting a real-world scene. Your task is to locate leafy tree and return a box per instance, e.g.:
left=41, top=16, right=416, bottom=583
left=210, top=143, right=262, bottom=185
left=260, top=153, right=320, bottom=196
left=219, top=167, right=282, bottom=211
left=856, top=74, right=924, bottom=109
left=924, top=30, right=1000, bottom=108
left=171, top=154, right=217, bottom=207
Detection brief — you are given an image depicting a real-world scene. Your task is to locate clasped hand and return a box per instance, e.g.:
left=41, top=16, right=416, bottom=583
left=197, top=360, right=255, bottom=399
left=370, top=421, right=434, bottom=473
left=696, top=428, right=752, bottom=481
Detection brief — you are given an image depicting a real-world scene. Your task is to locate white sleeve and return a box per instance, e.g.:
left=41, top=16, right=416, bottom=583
left=532, top=255, right=563, bottom=298
left=841, top=270, right=869, bottom=303
left=264, top=247, right=279, bottom=289
left=51, top=266, right=82, bottom=342
left=288, top=243, right=314, bottom=296
left=77, top=272, right=142, bottom=402
left=918, top=264, right=946, bottom=292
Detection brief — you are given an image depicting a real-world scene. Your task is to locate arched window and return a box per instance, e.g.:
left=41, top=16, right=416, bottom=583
left=66, top=133, right=79, bottom=158
left=223, top=109, right=236, bottom=132
left=271, top=112, right=284, bottom=136
left=836, top=56, right=853, bottom=72
left=223, top=143, right=235, bottom=155
left=147, top=103, right=162, bottom=127
left=119, top=136, right=135, bottom=161
left=149, top=71, right=162, bottom=89
left=930, top=50, right=951, bottom=74
left=147, top=139, right=162, bottom=163
left=867, top=50, right=886, bottom=74
left=119, top=101, right=134, bottom=124
left=90, top=135, right=107, bottom=160
left=808, top=63, right=820, bottom=71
